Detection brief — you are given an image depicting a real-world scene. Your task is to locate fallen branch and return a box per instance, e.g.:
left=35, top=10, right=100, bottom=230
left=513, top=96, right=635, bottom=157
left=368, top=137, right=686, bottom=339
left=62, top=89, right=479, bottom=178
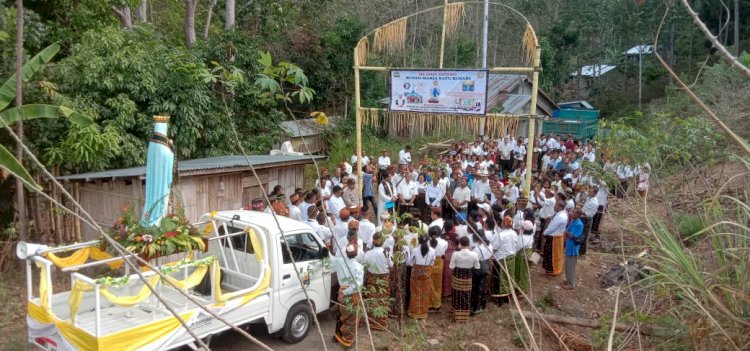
left=510, top=310, right=671, bottom=337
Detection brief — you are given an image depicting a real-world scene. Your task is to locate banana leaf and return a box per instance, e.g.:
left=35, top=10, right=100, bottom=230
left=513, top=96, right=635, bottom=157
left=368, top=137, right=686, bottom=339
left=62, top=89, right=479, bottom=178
left=0, top=144, right=40, bottom=189
left=0, top=104, right=93, bottom=126
left=0, top=43, right=61, bottom=111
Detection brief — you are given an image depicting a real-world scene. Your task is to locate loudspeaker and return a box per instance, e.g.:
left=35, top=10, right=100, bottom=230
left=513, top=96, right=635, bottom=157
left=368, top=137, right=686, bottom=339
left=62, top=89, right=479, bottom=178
left=16, top=242, right=48, bottom=259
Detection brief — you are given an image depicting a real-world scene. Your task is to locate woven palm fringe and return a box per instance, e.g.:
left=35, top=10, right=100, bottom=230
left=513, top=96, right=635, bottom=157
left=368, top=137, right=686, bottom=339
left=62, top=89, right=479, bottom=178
left=546, top=325, right=593, bottom=351
left=522, top=23, right=538, bottom=65
left=485, top=115, right=519, bottom=138
left=355, top=37, right=369, bottom=66
left=373, top=17, right=408, bottom=55
left=445, top=2, right=465, bottom=39
left=364, top=111, right=519, bottom=139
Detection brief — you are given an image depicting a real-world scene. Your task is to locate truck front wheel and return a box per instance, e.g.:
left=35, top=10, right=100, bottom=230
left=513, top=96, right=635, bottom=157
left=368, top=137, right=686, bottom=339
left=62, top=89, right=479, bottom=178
left=282, top=303, right=312, bottom=343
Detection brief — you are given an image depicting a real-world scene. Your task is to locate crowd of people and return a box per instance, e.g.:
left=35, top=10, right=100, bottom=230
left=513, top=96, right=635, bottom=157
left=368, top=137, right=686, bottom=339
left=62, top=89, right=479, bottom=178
left=243, top=132, right=650, bottom=348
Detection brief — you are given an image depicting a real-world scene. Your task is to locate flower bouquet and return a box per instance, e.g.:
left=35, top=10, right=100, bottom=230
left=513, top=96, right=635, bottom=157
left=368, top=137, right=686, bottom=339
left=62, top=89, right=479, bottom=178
left=108, top=207, right=207, bottom=260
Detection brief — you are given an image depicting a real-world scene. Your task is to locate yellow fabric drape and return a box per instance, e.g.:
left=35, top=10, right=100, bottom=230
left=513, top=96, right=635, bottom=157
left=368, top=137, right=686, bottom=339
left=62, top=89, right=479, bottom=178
left=164, top=265, right=209, bottom=290
left=30, top=301, right=198, bottom=351
left=45, top=247, right=123, bottom=270
left=140, top=251, right=195, bottom=272
left=248, top=229, right=263, bottom=261
left=69, top=275, right=161, bottom=323
left=37, top=262, right=50, bottom=311
left=212, top=261, right=271, bottom=305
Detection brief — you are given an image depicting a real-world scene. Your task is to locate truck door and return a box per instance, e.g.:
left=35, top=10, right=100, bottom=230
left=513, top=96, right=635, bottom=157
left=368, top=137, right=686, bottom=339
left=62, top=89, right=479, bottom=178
left=277, top=232, right=330, bottom=312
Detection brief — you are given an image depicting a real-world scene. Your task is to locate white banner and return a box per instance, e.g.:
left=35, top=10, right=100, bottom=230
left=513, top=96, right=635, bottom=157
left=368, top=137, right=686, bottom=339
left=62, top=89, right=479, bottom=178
left=389, top=69, right=489, bottom=115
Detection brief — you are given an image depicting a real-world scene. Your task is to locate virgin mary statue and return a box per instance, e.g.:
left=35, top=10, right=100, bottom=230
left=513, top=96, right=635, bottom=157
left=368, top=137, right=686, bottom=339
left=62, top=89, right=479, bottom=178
left=140, top=115, right=175, bottom=227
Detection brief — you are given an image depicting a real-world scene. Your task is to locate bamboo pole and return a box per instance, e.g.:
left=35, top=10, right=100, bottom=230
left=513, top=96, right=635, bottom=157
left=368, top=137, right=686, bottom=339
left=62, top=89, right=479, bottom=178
left=439, top=0, right=449, bottom=68
left=524, top=47, right=541, bottom=193
left=354, top=49, right=363, bottom=195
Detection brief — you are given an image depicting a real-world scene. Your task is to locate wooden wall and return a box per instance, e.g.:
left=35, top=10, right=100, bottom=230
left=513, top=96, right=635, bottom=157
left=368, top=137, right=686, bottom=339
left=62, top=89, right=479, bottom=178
left=288, top=135, right=327, bottom=154
left=72, top=165, right=307, bottom=241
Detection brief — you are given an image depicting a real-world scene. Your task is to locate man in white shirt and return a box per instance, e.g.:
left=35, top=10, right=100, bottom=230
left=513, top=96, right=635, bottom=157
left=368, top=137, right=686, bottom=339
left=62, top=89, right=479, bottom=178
left=580, top=186, right=599, bottom=255
left=615, top=163, right=634, bottom=198
left=377, top=148, right=391, bottom=180
left=333, top=209, right=352, bottom=246
left=397, top=172, right=418, bottom=215
left=358, top=207, right=377, bottom=250
left=592, top=180, right=608, bottom=237
left=536, top=188, right=557, bottom=251
left=497, top=136, right=513, bottom=173
left=350, top=149, right=370, bottom=168
left=398, top=146, right=412, bottom=165
left=583, top=145, right=596, bottom=163
left=425, top=176, right=444, bottom=208
left=471, top=169, right=491, bottom=207
left=363, top=233, right=393, bottom=275
left=452, top=178, right=471, bottom=218
left=428, top=208, right=444, bottom=229
left=328, top=185, right=346, bottom=221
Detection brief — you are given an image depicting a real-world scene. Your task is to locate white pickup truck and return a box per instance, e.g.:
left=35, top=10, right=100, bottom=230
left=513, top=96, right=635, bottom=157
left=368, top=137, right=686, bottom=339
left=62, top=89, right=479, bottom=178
left=20, top=210, right=334, bottom=350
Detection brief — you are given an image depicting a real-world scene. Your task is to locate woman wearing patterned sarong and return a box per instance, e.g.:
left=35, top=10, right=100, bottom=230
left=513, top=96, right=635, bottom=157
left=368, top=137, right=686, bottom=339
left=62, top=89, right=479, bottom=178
left=514, top=209, right=536, bottom=293
left=543, top=201, right=568, bottom=276
left=428, top=227, right=448, bottom=310
left=450, top=236, right=479, bottom=323
left=471, top=226, right=492, bottom=314
left=331, top=244, right=365, bottom=349
left=407, top=235, right=435, bottom=319
left=363, top=233, right=392, bottom=331
left=491, top=216, right=518, bottom=298
left=441, top=221, right=458, bottom=298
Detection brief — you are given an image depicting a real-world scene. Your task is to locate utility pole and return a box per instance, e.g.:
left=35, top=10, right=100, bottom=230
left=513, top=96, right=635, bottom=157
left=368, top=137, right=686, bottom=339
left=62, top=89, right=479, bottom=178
left=480, top=0, right=489, bottom=136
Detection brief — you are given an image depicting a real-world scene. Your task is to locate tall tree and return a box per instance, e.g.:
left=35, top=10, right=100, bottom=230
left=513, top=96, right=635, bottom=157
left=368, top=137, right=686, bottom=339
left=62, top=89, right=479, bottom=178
left=14, top=0, right=27, bottom=241
left=184, top=0, right=197, bottom=46
left=225, top=0, right=235, bottom=30
left=111, top=5, right=133, bottom=29
left=204, top=0, right=217, bottom=39
left=135, top=0, right=148, bottom=23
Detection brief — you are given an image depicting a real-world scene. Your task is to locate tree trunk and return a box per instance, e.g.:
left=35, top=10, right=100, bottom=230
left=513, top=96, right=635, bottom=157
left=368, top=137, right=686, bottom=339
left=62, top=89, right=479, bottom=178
left=15, top=0, right=27, bottom=242
left=111, top=5, right=133, bottom=29
left=203, top=0, right=217, bottom=39
left=184, top=0, right=197, bottom=47
left=734, top=0, right=740, bottom=56
left=225, top=0, right=235, bottom=30
left=135, top=0, right=147, bottom=23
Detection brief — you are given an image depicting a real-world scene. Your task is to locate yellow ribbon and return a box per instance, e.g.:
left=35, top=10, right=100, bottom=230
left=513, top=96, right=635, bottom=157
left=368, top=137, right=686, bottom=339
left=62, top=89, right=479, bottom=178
left=45, top=247, right=123, bottom=270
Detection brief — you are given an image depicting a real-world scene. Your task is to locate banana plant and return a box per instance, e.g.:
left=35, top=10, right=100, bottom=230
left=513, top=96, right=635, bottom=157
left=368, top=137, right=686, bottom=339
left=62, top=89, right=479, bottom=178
left=0, top=43, right=94, bottom=189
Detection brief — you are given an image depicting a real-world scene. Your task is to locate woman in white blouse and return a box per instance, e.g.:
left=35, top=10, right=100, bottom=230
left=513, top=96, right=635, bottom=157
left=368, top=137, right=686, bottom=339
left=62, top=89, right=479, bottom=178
left=449, top=236, right=479, bottom=322
left=407, top=235, right=435, bottom=319
left=490, top=216, right=519, bottom=300
left=428, top=227, right=448, bottom=311
left=471, top=225, right=492, bottom=314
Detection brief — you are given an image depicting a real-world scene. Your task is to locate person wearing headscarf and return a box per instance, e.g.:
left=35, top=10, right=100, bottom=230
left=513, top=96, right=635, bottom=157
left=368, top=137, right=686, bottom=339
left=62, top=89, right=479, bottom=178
left=428, top=226, right=448, bottom=311
left=331, top=243, right=365, bottom=348
left=449, top=236, right=479, bottom=323
left=490, top=216, right=518, bottom=302
left=363, top=232, right=392, bottom=330
left=407, top=234, right=435, bottom=319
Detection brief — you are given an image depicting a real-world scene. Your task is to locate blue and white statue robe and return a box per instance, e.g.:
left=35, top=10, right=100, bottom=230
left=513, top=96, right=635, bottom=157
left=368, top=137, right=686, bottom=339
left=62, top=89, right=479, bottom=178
left=141, top=116, right=175, bottom=227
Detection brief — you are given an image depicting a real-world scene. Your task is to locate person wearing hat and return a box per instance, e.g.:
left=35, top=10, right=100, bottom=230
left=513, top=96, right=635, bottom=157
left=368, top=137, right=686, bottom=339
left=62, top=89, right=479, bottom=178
left=336, top=222, right=364, bottom=262
left=327, top=185, right=346, bottom=221
left=363, top=232, right=392, bottom=330
left=343, top=178, right=362, bottom=210
left=245, top=198, right=267, bottom=213
left=470, top=168, right=491, bottom=215
left=333, top=208, right=352, bottom=252
left=330, top=243, right=365, bottom=348
left=288, top=193, right=303, bottom=221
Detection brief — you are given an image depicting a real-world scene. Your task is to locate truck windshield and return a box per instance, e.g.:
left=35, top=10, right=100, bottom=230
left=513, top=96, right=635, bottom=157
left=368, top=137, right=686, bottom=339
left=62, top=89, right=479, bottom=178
left=282, top=233, right=324, bottom=264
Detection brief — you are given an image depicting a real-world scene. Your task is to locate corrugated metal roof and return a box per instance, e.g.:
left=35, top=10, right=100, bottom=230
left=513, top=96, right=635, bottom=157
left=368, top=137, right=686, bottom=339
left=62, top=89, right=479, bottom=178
left=279, top=117, right=338, bottom=137
left=570, top=65, right=617, bottom=77
left=58, top=154, right=326, bottom=181
left=497, top=94, right=532, bottom=114
left=625, top=45, right=654, bottom=55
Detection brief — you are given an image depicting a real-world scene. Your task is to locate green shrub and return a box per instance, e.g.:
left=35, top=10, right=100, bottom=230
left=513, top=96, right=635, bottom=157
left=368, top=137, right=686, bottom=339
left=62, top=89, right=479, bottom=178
left=675, top=212, right=705, bottom=243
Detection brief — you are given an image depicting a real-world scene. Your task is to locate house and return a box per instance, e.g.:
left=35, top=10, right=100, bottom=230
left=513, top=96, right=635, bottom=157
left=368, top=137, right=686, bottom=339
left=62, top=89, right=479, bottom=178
left=568, top=64, right=622, bottom=93
left=486, top=74, right=559, bottom=137
left=56, top=154, right=325, bottom=240
left=405, top=90, right=423, bottom=103
left=624, top=45, right=654, bottom=56
left=278, top=116, right=338, bottom=154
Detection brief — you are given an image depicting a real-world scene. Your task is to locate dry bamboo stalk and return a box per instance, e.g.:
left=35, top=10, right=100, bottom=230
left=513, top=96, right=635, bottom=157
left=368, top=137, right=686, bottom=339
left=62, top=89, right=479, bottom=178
left=373, top=17, right=408, bottom=55
left=445, top=2, right=466, bottom=39
left=521, top=23, right=538, bottom=65
left=355, top=37, right=369, bottom=66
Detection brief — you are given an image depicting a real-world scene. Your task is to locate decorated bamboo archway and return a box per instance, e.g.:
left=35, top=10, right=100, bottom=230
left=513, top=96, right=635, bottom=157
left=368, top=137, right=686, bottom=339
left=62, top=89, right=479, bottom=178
left=354, top=1, right=542, bottom=192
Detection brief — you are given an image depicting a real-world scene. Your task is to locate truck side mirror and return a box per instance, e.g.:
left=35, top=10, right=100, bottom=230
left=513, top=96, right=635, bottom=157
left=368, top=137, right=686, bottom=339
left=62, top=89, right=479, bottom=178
left=319, top=246, right=329, bottom=257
